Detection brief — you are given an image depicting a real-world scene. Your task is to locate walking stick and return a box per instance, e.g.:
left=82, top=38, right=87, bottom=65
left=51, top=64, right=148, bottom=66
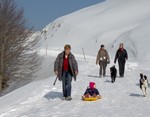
left=53, top=77, right=58, bottom=86
left=82, top=48, right=86, bottom=62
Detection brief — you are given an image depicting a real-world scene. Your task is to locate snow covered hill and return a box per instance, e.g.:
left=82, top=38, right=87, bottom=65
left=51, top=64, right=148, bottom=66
left=41, top=0, right=150, bottom=61
left=1, top=0, right=150, bottom=117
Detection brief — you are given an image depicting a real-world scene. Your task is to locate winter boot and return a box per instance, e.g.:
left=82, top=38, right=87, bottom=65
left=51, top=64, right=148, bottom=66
left=62, top=97, right=66, bottom=100
left=66, top=96, right=72, bottom=101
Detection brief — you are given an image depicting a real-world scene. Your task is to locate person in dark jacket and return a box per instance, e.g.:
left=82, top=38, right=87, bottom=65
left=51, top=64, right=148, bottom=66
left=54, top=45, right=78, bottom=101
left=83, top=82, right=100, bottom=98
left=114, top=43, right=128, bottom=77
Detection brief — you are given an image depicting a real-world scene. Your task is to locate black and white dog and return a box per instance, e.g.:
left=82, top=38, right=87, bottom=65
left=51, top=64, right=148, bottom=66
left=139, top=74, right=148, bottom=97
left=110, top=66, right=117, bottom=83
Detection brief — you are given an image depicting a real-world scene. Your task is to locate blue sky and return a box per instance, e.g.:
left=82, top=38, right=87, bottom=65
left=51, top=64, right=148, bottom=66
left=15, top=0, right=104, bottom=30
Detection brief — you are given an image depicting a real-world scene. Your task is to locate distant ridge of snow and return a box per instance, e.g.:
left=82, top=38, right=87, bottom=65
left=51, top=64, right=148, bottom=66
left=41, top=0, right=150, bottom=61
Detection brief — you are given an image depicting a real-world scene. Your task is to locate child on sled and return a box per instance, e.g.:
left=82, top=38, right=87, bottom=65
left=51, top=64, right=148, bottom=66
left=82, top=82, right=101, bottom=99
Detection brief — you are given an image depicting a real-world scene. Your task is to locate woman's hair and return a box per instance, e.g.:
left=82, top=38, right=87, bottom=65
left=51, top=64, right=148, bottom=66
left=120, top=43, right=124, bottom=46
left=64, top=44, right=71, bottom=50
left=101, top=44, right=104, bottom=48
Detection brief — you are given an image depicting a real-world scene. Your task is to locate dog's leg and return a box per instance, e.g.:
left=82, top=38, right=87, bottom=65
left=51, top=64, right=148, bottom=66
left=111, top=77, right=114, bottom=83
left=114, top=76, right=116, bottom=82
left=145, top=87, right=147, bottom=96
left=142, top=85, right=146, bottom=97
left=144, top=81, right=148, bottom=96
left=111, top=77, right=113, bottom=83
left=111, top=75, right=113, bottom=83
left=113, top=77, right=115, bottom=83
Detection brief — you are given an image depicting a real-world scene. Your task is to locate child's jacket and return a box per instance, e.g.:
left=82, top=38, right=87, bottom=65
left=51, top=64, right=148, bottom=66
left=84, top=87, right=100, bottom=96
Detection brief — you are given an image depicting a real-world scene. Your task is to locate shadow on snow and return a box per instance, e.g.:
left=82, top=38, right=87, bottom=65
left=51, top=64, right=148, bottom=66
left=88, top=75, right=111, bottom=78
left=129, top=93, right=144, bottom=97
left=88, top=75, right=100, bottom=78
left=104, top=79, right=112, bottom=83
left=44, top=91, right=62, bottom=100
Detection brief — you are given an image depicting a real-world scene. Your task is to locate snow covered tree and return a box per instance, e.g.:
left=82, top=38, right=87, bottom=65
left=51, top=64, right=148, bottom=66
left=0, top=0, right=40, bottom=91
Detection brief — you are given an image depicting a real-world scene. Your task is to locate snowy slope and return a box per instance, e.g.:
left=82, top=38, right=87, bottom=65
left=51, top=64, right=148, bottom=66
left=41, top=0, right=150, bottom=61
left=1, top=0, right=150, bottom=117
left=0, top=52, right=150, bottom=117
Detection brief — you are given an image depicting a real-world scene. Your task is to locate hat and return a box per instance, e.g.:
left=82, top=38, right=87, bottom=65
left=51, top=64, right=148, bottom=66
left=89, top=82, right=95, bottom=89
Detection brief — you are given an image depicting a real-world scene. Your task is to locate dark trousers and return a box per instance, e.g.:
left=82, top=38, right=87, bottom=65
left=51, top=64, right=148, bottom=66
left=118, top=60, right=125, bottom=77
left=99, top=61, right=107, bottom=76
left=62, top=71, right=72, bottom=97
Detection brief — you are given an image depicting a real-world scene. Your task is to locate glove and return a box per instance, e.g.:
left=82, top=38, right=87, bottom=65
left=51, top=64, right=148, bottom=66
left=107, top=60, right=110, bottom=64
left=55, top=71, right=58, bottom=76
left=96, top=61, right=98, bottom=65
left=75, top=71, right=78, bottom=76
